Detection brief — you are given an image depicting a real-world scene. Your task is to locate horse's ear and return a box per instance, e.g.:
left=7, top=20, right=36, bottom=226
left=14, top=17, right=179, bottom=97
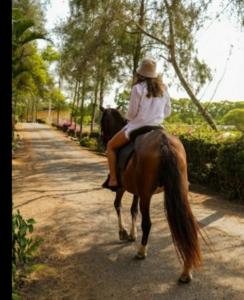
left=100, top=105, right=105, bottom=112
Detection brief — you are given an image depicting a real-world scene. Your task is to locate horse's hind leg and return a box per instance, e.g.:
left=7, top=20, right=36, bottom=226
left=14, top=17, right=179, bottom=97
left=114, top=189, right=129, bottom=241
left=135, top=195, right=152, bottom=259
left=178, top=262, right=193, bottom=284
left=128, top=195, right=139, bottom=242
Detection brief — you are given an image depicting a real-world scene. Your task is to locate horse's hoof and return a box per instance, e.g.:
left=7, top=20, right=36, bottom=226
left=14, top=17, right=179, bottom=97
left=178, top=273, right=192, bottom=284
left=128, top=234, right=136, bottom=242
left=134, top=253, right=147, bottom=260
left=119, top=229, right=129, bottom=241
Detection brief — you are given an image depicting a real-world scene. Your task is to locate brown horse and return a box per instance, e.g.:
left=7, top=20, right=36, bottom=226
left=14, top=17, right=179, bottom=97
left=100, top=107, right=202, bottom=283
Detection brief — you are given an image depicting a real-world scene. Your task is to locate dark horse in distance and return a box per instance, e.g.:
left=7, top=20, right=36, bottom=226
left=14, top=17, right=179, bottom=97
left=100, top=107, right=202, bottom=283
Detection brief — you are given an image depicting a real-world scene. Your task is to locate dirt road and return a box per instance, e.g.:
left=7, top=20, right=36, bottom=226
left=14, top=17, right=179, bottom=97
left=13, top=123, right=244, bottom=300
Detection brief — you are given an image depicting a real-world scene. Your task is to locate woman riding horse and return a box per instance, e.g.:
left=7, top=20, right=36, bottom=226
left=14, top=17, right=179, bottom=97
left=102, top=58, right=171, bottom=191
left=100, top=58, right=202, bottom=283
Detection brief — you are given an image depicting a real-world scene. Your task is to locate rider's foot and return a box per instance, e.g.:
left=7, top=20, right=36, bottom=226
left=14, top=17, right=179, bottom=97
left=108, top=179, right=118, bottom=187
left=102, top=175, right=120, bottom=191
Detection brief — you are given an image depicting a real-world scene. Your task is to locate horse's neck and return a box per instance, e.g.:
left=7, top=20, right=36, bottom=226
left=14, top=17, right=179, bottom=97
left=111, top=115, right=126, bottom=135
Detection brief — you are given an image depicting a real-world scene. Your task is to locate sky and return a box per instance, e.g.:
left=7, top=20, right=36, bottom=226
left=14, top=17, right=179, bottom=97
left=39, top=0, right=244, bottom=105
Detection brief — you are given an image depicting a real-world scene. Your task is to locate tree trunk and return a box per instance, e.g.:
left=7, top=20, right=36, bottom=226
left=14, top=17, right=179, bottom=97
left=31, top=99, right=35, bottom=122
left=57, top=107, right=60, bottom=126
left=74, top=83, right=81, bottom=137
left=79, top=78, right=86, bottom=138
left=90, top=79, right=99, bottom=134
left=26, top=99, right=30, bottom=122
left=132, top=0, right=145, bottom=82
left=70, top=80, right=79, bottom=124
left=163, top=0, right=217, bottom=130
left=48, top=97, right=52, bottom=124
left=35, top=98, right=39, bottom=122
left=171, top=58, right=217, bottom=130
left=99, top=76, right=105, bottom=107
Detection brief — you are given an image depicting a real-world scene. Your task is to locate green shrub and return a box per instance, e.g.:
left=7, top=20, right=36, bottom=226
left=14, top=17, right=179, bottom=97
left=221, top=108, right=244, bottom=132
left=79, top=136, right=97, bottom=148
left=79, top=125, right=243, bottom=201
left=79, top=135, right=104, bottom=152
left=89, top=131, right=100, bottom=138
left=216, top=138, right=244, bottom=199
left=79, top=136, right=90, bottom=147
left=178, top=132, right=244, bottom=201
left=12, top=210, right=43, bottom=298
left=36, top=118, right=46, bottom=124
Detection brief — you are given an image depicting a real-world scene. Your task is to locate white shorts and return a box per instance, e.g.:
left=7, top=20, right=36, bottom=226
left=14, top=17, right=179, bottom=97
left=122, top=123, right=162, bottom=140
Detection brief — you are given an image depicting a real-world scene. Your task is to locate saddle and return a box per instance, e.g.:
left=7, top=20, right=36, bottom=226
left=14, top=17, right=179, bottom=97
left=102, top=125, right=163, bottom=191
left=117, top=125, right=163, bottom=171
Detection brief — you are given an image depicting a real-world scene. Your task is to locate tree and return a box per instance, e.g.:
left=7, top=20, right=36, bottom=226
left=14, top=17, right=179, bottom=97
left=12, top=0, right=63, bottom=126
left=50, top=87, right=66, bottom=125
left=12, top=1, right=47, bottom=123
left=56, top=0, right=131, bottom=136
left=132, top=0, right=217, bottom=130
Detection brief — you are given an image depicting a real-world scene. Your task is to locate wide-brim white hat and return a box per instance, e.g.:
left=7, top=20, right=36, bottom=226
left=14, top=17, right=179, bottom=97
left=136, top=58, right=157, bottom=78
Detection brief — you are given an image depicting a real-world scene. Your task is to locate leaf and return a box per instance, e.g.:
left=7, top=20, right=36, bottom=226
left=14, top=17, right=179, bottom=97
left=13, top=19, right=35, bottom=39
left=28, top=225, right=34, bottom=233
left=27, top=218, right=36, bottom=224
left=19, top=238, right=27, bottom=248
left=20, top=32, right=47, bottom=46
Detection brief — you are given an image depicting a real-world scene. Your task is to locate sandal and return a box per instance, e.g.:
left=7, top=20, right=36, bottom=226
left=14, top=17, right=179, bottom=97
left=102, top=175, right=120, bottom=192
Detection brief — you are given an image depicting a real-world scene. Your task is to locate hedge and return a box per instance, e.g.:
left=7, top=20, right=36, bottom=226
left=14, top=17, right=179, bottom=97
left=179, top=134, right=244, bottom=201
left=55, top=122, right=243, bottom=201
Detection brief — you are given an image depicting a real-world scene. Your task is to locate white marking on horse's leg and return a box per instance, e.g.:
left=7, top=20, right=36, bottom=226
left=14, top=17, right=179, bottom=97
left=137, top=244, right=148, bottom=258
left=118, top=213, right=125, bottom=231
left=118, top=211, right=129, bottom=240
left=114, top=190, right=127, bottom=239
left=129, top=217, right=137, bottom=240
left=129, top=195, right=139, bottom=241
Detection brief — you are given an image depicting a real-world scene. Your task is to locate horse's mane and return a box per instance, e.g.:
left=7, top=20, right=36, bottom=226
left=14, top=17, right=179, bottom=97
left=108, top=109, right=126, bottom=124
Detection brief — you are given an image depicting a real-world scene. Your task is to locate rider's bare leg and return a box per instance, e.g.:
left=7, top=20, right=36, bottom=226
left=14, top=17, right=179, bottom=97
left=106, top=130, right=129, bottom=186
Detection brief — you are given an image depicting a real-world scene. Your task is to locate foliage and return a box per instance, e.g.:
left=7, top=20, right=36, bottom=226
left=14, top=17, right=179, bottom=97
left=79, top=135, right=104, bottom=152
left=50, top=87, right=66, bottom=110
left=76, top=123, right=243, bottom=201
left=12, top=0, right=67, bottom=124
left=171, top=127, right=244, bottom=201
left=221, top=108, right=244, bottom=132
left=114, top=90, right=130, bottom=113
left=166, top=99, right=244, bottom=125
left=41, top=45, right=60, bottom=62
left=216, top=139, right=244, bottom=199
left=12, top=209, right=43, bottom=298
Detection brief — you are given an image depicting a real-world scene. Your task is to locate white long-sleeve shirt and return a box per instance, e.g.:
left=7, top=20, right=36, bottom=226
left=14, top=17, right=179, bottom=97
left=123, top=81, right=171, bottom=138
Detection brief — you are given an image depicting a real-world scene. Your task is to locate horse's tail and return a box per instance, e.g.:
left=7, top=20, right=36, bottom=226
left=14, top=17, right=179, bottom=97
left=159, top=132, right=202, bottom=269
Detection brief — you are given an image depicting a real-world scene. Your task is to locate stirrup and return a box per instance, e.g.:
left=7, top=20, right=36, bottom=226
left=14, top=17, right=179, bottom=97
left=102, top=175, right=120, bottom=192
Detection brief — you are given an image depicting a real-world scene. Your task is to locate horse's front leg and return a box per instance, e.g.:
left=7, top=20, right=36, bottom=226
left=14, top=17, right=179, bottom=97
left=135, top=195, right=152, bottom=259
left=114, top=189, right=129, bottom=241
left=128, top=195, right=139, bottom=242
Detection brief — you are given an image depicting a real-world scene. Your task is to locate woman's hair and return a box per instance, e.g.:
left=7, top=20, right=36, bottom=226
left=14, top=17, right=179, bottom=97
left=134, top=74, right=164, bottom=98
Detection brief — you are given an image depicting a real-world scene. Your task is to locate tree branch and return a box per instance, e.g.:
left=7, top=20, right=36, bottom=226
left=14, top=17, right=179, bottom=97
left=163, top=0, right=217, bottom=130
left=135, top=23, right=170, bottom=48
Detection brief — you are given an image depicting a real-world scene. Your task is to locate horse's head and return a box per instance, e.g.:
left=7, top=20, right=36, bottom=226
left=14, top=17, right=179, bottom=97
left=100, top=106, right=127, bottom=146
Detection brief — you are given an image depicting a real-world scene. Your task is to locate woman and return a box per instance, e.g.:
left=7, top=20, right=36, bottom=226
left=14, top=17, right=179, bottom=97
left=103, top=58, right=172, bottom=191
